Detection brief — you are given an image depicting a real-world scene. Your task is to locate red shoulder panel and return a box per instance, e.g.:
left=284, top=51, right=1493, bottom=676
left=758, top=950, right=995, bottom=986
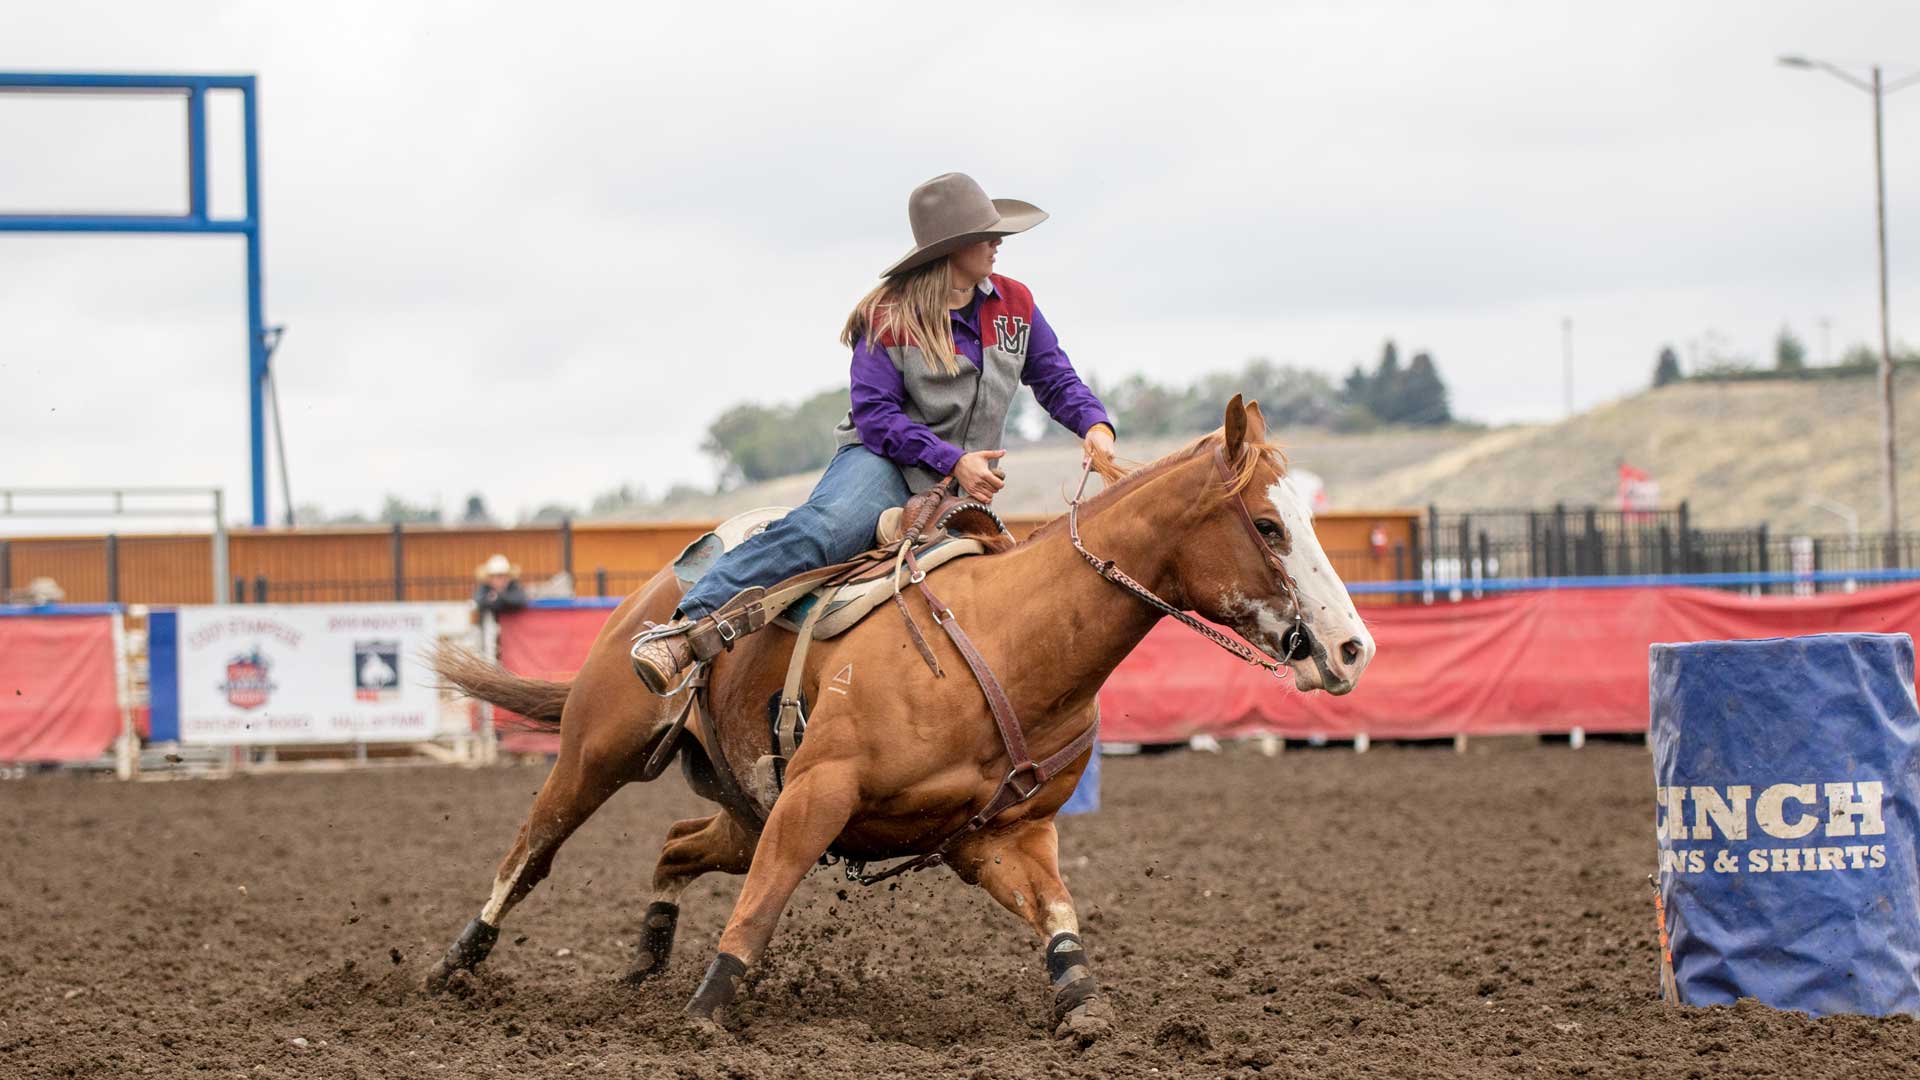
left=981, top=275, right=1036, bottom=353
left=986, top=274, right=1035, bottom=318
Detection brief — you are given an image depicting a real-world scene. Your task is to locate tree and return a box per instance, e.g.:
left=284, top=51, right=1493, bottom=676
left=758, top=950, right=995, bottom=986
left=1332, top=339, right=1452, bottom=425
left=1652, top=346, right=1683, bottom=388
left=1342, top=364, right=1370, bottom=405
left=1397, top=352, right=1452, bottom=424
left=588, top=483, right=645, bottom=516
left=1774, top=326, right=1807, bottom=372
left=378, top=495, right=441, bottom=524
left=1202, top=358, right=1342, bottom=429
left=1104, top=373, right=1185, bottom=436
left=1368, top=340, right=1403, bottom=419
left=459, top=493, right=495, bottom=525
left=701, top=387, right=851, bottom=487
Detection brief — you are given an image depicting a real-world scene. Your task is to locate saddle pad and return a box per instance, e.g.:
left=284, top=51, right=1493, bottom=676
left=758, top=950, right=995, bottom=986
left=777, top=537, right=988, bottom=640
left=671, top=506, right=792, bottom=589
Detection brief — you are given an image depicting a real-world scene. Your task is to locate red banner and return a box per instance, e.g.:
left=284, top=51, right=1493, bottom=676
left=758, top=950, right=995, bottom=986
left=497, top=584, right=1920, bottom=746
left=1101, top=583, right=1920, bottom=742
left=494, top=607, right=614, bottom=754
left=0, top=613, right=122, bottom=763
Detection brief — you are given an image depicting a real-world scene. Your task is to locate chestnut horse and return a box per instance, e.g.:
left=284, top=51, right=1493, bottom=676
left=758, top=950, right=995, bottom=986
left=426, top=396, right=1375, bottom=1038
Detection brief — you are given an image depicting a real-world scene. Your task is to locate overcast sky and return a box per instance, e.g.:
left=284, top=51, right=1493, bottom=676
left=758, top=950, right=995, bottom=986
left=3, top=1, right=1917, bottom=531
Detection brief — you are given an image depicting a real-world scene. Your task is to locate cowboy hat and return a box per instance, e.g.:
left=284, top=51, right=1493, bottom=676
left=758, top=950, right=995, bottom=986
left=882, top=172, right=1048, bottom=278
left=477, top=554, right=519, bottom=579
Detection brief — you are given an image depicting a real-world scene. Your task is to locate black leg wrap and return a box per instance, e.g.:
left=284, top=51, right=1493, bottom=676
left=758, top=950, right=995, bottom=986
left=685, top=952, right=748, bottom=1020
left=446, top=917, right=500, bottom=970
left=627, top=901, right=678, bottom=980
left=425, top=916, right=500, bottom=992
left=1045, top=932, right=1087, bottom=983
left=1046, top=932, right=1098, bottom=1016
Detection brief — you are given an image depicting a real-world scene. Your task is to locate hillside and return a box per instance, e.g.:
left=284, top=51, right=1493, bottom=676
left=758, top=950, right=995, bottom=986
left=598, top=427, right=1483, bottom=522
left=597, top=370, right=1920, bottom=534
left=1340, top=370, right=1920, bottom=533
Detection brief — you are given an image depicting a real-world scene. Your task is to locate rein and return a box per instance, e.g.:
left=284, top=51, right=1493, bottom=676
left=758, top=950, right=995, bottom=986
left=1067, top=448, right=1307, bottom=676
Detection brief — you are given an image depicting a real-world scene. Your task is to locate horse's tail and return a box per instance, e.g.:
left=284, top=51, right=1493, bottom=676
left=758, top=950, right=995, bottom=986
left=432, top=641, right=570, bottom=730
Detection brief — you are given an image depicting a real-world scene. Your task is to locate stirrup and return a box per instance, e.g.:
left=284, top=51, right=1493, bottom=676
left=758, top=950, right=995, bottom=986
left=631, top=619, right=693, bottom=648
left=650, top=659, right=707, bottom=698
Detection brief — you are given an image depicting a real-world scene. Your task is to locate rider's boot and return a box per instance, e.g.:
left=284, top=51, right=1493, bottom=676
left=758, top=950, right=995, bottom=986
left=631, top=626, right=698, bottom=694
left=631, top=588, right=772, bottom=696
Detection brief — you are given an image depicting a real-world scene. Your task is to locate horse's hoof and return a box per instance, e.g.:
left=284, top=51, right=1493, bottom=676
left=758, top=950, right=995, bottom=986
left=423, top=962, right=477, bottom=997
left=422, top=960, right=457, bottom=995
left=622, top=957, right=666, bottom=986
left=1054, top=996, right=1115, bottom=1044
left=626, top=902, right=677, bottom=986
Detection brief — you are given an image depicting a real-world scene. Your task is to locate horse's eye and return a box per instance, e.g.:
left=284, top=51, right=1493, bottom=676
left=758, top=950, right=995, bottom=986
left=1255, top=519, right=1283, bottom=541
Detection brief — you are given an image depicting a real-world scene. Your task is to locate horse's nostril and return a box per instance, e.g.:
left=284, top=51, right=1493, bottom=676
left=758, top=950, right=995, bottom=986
left=1340, top=639, right=1363, bottom=666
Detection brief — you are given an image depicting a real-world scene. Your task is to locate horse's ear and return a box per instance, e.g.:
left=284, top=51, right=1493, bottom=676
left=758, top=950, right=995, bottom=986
left=1243, top=399, right=1270, bottom=445
left=1223, top=394, right=1247, bottom=461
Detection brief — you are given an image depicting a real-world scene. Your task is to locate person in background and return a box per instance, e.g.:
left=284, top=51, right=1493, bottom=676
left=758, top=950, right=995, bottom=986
left=472, top=554, right=528, bottom=617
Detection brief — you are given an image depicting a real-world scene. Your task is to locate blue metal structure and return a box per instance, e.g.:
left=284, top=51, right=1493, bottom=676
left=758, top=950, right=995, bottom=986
left=0, top=72, right=272, bottom=526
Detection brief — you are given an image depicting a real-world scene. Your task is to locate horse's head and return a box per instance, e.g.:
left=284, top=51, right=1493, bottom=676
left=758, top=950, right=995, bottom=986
left=1175, top=395, right=1377, bottom=694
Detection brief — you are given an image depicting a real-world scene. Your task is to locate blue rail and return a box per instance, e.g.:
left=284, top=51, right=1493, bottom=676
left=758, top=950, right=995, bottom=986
left=523, top=570, right=1920, bottom=610
left=0, top=71, right=270, bottom=526
left=0, top=603, right=124, bottom=617
left=0, top=72, right=252, bottom=90
left=1347, top=568, right=1920, bottom=595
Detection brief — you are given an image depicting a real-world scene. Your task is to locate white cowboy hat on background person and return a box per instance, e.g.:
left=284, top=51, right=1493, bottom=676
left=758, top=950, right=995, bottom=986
left=881, top=173, right=1048, bottom=278
left=477, top=554, right=519, bottom=580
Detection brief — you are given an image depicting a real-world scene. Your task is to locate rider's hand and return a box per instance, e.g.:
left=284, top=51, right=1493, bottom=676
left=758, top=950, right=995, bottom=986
left=1083, top=423, right=1116, bottom=462
left=954, top=449, right=1008, bottom=503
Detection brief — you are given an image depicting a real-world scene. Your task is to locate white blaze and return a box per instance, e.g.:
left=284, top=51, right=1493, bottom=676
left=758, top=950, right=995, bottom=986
left=1265, top=473, right=1374, bottom=666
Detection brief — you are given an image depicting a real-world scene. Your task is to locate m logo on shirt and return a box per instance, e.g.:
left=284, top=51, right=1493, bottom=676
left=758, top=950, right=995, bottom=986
left=992, top=315, right=1030, bottom=356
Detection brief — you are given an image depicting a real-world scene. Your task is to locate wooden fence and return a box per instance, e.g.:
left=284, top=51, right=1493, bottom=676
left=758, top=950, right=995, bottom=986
left=1, top=510, right=1420, bottom=607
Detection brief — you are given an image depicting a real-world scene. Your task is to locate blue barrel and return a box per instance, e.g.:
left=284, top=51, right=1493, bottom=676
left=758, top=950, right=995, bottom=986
left=1650, top=632, right=1920, bottom=1016
left=1059, top=746, right=1100, bottom=816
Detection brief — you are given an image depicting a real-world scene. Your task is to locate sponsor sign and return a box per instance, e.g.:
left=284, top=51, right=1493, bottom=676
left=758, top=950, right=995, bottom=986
left=176, top=604, right=459, bottom=744
left=1654, top=781, right=1887, bottom=876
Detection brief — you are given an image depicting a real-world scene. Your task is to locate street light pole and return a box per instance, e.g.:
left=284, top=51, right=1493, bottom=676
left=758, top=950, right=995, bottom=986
left=1780, top=55, right=1916, bottom=536
left=1561, top=316, right=1573, bottom=417
left=1872, top=66, right=1897, bottom=539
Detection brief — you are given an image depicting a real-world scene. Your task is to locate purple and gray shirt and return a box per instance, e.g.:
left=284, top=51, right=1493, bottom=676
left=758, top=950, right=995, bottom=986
left=832, top=273, right=1112, bottom=493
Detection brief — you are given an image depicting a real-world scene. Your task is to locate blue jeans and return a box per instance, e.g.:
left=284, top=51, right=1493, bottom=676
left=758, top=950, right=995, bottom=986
left=678, top=444, right=912, bottom=619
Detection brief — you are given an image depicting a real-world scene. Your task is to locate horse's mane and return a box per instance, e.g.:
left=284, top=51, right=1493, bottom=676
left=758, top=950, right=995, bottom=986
left=1020, top=432, right=1288, bottom=545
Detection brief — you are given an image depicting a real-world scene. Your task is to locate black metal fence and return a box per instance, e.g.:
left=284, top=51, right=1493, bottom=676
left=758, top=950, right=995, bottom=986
left=1423, top=502, right=1916, bottom=595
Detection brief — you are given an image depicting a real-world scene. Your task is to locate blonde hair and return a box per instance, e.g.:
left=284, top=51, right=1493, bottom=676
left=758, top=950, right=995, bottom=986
left=841, top=257, right=963, bottom=376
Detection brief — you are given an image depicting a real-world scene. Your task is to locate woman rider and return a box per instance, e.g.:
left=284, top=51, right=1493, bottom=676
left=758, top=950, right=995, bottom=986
left=631, top=172, right=1116, bottom=694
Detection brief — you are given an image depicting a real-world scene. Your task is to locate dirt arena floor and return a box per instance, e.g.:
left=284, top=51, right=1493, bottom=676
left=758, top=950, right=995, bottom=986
left=5, top=743, right=1917, bottom=1079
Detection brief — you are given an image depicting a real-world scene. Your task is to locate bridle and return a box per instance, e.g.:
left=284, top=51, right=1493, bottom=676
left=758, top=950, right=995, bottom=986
left=1067, top=446, right=1310, bottom=677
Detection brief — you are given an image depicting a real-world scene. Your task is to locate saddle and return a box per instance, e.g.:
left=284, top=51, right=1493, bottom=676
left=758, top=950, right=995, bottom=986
left=669, top=487, right=1013, bottom=656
